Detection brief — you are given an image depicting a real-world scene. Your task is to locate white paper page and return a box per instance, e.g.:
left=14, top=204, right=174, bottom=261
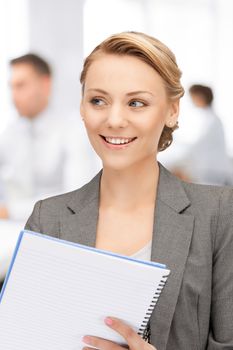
left=0, top=231, right=170, bottom=350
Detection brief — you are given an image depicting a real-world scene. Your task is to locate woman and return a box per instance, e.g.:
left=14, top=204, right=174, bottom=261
left=25, top=32, right=233, bottom=350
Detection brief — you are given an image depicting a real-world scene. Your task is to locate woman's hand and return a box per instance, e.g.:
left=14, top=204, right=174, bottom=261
left=82, top=316, right=157, bottom=350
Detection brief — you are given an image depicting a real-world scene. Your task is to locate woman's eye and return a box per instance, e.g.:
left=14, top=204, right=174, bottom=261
left=129, top=100, right=145, bottom=108
left=90, top=98, right=105, bottom=106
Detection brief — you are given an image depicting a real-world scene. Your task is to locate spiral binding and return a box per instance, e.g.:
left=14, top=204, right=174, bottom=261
left=137, top=274, right=169, bottom=341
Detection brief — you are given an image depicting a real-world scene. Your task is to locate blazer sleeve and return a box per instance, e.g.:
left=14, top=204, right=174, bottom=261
left=24, top=200, right=43, bottom=233
left=207, top=188, right=233, bottom=349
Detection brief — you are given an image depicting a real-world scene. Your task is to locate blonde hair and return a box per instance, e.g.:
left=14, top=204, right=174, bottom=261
left=80, top=31, right=184, bottom=151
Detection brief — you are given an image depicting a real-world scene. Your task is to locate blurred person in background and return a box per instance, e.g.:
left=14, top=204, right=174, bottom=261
left=159, top=84, right=233, bottom=185
left=0, top=53, right=100, bottom=221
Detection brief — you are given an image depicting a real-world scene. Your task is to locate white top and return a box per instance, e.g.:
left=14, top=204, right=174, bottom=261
left=131, top=241, right=152, bottom=261
left=0, top=107, right=101, bottom=221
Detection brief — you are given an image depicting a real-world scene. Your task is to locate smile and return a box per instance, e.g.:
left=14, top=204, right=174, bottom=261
left=101, top=136, right=137, bottom=145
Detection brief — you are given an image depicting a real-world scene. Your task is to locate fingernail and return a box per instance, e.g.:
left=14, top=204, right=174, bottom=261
left=105, top=317, right=113, bottom=326
left=82, top=335, right=91, bottom=344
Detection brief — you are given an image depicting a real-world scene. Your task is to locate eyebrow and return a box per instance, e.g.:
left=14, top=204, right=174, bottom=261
left=86, top=88, right=154, bottom=97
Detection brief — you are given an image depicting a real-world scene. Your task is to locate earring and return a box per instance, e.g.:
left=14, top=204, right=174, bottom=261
left=168, top=121, right=173, bottom=127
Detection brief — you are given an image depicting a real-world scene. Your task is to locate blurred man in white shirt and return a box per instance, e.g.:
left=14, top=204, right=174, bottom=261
left=0, top=54, right=100, bottom=221
left=159, top=85, right=233, bottom=185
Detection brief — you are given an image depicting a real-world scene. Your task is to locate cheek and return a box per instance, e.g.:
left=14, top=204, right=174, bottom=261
left=139, top=113, right=166, bottom=136
left=83, top=117, right=102, bottom=148
left=139, top=119, right=166, bottom=151
left=16, top=93, right=30, bottom=107
left=83, top=108, right=104, bottom=131
left=84, top=117, right=100, bottom=133
left=20, top=87, right=35, bottom=103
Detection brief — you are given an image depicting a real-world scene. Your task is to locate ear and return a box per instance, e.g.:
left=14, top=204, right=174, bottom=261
left=165, top=99, right=180, bottom=128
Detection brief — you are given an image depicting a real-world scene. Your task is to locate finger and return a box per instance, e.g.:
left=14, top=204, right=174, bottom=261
left=82, top=335, right=122, bottom=350
left=147, top=345, right=157, bottom=350
left=104, top=317, right=148, bottom=349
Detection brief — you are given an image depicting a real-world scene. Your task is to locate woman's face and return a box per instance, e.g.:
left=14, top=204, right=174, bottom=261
left=81, top=54, right=179, bottom=170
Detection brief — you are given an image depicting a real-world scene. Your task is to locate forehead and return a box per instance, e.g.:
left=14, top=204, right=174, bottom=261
left=85, top=54, right=165, bottom=93
left=11, top=63, right=40, bottom=82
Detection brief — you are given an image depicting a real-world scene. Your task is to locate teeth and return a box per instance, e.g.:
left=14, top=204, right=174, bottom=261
left=105, top=137, right=133, bottom=145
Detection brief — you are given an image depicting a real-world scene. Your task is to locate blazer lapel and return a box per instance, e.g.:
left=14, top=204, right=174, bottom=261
left=149, top=165, right=194, bottom=349
left=60, top=172, right=101, bottom=247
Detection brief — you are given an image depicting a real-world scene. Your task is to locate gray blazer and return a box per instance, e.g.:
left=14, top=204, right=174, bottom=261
left=25, top=164, right=233, bottom=350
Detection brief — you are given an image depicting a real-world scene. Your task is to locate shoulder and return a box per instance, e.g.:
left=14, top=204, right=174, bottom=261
left=38, top=170, right=101, bottom=215
left=160, top=165, right=233, bottom=259
left=182, top=180, right=233, bottom=215
left=0, top=120, right=26, bottom=154
left=36, top=188, right=81, bottom=215
left=181, top=179, right=233, bottom=253
left=159, top=163, right=233, bottom=216
left=25, top=171, right=101, bottom=234
left=0, top=118, right=23, bottom=139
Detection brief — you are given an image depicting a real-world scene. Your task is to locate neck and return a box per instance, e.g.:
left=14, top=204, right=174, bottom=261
left=100, top=159, right=159, bottom=211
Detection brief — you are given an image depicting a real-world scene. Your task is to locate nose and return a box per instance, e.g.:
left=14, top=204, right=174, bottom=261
left=106, top=104, right=128, bottom=129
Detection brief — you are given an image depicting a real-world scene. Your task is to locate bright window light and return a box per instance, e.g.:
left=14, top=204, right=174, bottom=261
left=0, top=0, right=29, bottom=133
left=84, top=0, right=146, bottom=56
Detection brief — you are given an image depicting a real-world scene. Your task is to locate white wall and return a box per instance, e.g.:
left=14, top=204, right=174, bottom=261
left=0, top=0, right=29, bottom=132
left=84, top=0, right=146, bottom=56
left=29, top=0, right=85, bottom=114
left=214, top=0, right=233, bottom=154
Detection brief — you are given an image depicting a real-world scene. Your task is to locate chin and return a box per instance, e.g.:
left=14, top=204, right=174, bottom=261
left=17, top=109, right=28, bottom=117
left=101, top=158, right=138, bottom=172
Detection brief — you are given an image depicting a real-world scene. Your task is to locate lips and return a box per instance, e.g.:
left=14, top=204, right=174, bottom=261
left=100, top=135, right=137, bottom=145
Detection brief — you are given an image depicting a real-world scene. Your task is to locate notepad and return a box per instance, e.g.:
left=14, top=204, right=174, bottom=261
left=0, top=230, right=170, bottom=349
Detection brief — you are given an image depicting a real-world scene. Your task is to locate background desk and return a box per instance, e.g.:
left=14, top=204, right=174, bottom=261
left=0, top=220, right=24, bottom=281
